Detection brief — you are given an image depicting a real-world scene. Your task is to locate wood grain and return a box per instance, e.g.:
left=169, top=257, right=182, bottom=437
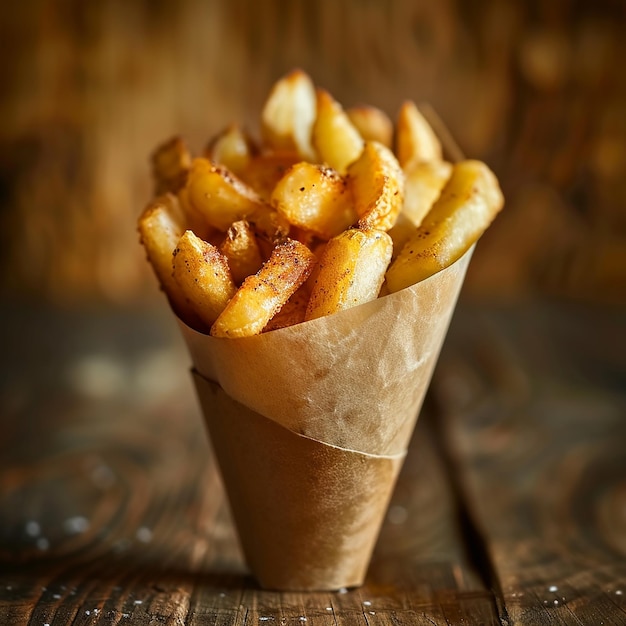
left=431, top=303, right=626, bottom=625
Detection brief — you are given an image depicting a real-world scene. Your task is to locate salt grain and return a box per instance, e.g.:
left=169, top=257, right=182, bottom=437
left=299, top=617, right=307, bottom=622
left=548, top=585, right=558, bottom=592
left=53, top=594, right=61, bottom=599
left=616, top=590, right=623, bottom=595
left=134, top=600, right=143, bottom=605
left=338, top=588, right=348, bottom=594
left=25, top=521, right=41, bottom=537
left=363, top=601, right=371, bottom=606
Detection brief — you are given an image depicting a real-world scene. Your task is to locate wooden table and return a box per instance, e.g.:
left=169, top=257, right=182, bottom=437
left=1, top=302, right=624, bottom=625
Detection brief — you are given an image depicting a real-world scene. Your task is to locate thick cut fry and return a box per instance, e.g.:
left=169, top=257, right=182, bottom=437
left=312, top=89, right=364, bottom=174
left=211, top=239, right=317, bottom=338
left=219, top=220, right=264, bottom=285
left=240, top=151, right=301, bottom=201
left=205, top=124, right=257, bottom=177
left=395, top=101, right=443, bottom=168
left=347, top=104, right=393, bottom=148
left=186, top=158, right=265, bottom=231
left=137, top=194, right=200, bottom=326
left=305, top=228, right=393, bottom=321
left=151, top=136, right=192, bottom=195
left=347, top=141, right=405, bottom=232
left=261, top=69, right=317, bottom=162
left=271, top=162, right=357, bottom=239
left=385, top=160, right=504, bottom=293
left=387, top=212, right=418, bottom=260
left=173, top=230, right=237, bottom=327
left=403, top=159, right=453, bottom=226
left=263, top=287, right=309, bottom=332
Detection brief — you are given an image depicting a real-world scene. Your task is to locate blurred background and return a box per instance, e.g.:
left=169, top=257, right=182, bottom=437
left=0, top=0, right=624, bottom=308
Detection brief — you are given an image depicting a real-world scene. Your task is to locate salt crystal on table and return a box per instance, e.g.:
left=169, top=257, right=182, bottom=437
left=25, top=521, right=41, bottom=536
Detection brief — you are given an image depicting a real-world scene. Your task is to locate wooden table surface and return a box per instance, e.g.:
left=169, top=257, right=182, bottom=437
left=0, top=301, right=624, bottom=625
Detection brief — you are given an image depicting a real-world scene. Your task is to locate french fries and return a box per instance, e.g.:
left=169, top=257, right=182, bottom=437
left=385, top=160, right=504, bottom=293
left=348, top=141, right=405, bottom=232
left=312, top=89, right=364, bottom=175
left=211, top=239, right=316, bottom=338
left=305, top=228, right=393, bottom=321
left=139, top=70, right=504, bottom=337
left=271, top=162, right=356, bottom=239
left=172, top=230, right=237, bottom=328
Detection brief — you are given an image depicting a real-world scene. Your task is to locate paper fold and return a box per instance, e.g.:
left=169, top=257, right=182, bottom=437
left=179, top=246, right=472, bottom=457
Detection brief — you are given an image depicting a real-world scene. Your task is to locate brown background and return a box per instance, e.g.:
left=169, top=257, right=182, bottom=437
left=1, top=0, right=625, bottom=306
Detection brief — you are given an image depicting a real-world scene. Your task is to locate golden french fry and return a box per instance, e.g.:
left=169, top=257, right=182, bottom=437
left=151, top=136, right=192, bottom=195
left=261, top=69, right=317, bottom=162
left=347, top=141, right=405, bottom=232
left=186, top=158, right=266, bottom=231
left=387, top=211, right=418, bottom=260
left=172, top=230, right=237, bottom=327
left=240, top=151, right=302, bottom=201
left=137, top=194, right=201, bottom=326
left=205, top=123, right=257, bottom=177
left=395, top=101, right=443, bottom=168
left=385, top=160, right=504, bottom=293
left=263, top=287, right=310, bottom=332
left=312, top=88, right=364, bottom=174
left=347, top=104, right=393, bottom=148
left=271, top=162, right=357, bottom=239
left=211, top=239, right=317, bottom=338
left=219, top=220, right=264, bottom=285
left=403, top=159, right=453, bottom=226
left=305, top=228, right=393, bottom=321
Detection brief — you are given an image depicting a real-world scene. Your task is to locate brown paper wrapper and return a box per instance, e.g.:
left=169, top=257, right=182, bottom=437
left=179, top=245, right=473, bottom=590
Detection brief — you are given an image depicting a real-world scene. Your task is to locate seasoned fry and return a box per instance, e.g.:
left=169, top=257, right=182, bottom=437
left=219, top=220, right=264, bottom=285
left=395, top=101, right=443, bottom=168
left=261, top=69, right=317, bottom=162
left=205, top=124, right=257, bottom=177
left=172, top=230, right=237, bottom=327
left=271, top=162, right=357, bottom=239
left=263, top=287, right=310, bottom=332
left=305, top=228, right=393, bottom=321
left=186, top=158, right=265, bottom=231
left=347, top=104, right=393, bottom=148
left=141, top=70, right=504, bottom=334
left=403, top=159, right=453, bottom=227
left=312, top=89, right=364, bottom=175
left=211, top=239, right=317, bottom=338
left=385, top=160, right=504, bottom=293
left=151, top=136, right=192, bottom=195
left=347, top=141, right=404, bottom=232
left=137, top=194, right=200, bottom=325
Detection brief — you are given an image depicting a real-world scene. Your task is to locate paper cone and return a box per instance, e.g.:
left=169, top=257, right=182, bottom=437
left=179, top=245, right=473, bottom=590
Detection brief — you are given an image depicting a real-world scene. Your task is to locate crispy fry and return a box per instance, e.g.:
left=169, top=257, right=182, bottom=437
left=211, top=239, right=317, bottom=338
left=385, top=160, right=504, bottom=292
left=271, top=162, right=357, bottom=239
left=261, top=69, right=317, bottom=162
left=312, top=89, right=364, bottom=174
left=347, top=104, right=393, bottom=148
left=137, top=194, right=200, bottom=325
left=205, top=123, right=257, bottom=177
left=305, top=228, right=393, bottom=321
left=186, top=158, right=265, bottom=231
left=263, top=287, right=310, bottom=332
left=347, top=141, right=404, bottom=232
left=402, top=159, right=453, bottom=227
left=172, top=230, right=237, bottom=328
left=219, top=220, right=264, bottom=285
left=395, top=101, right=443, bottom=168
left=151, top=136, right=192, bottom=195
